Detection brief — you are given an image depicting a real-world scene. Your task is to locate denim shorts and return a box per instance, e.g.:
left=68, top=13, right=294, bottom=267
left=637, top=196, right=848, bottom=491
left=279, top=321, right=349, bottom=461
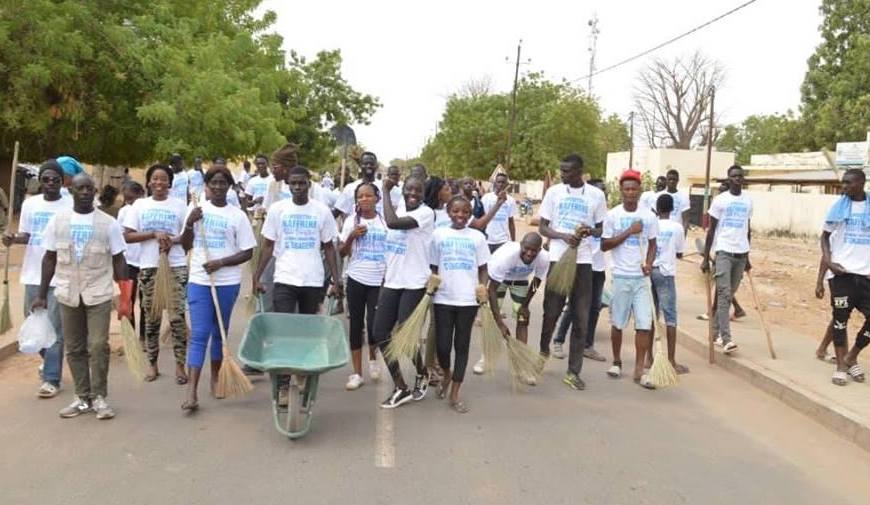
left=650, top=268, right=677, bottom=327
left=610, top=276, right=653, bottom=331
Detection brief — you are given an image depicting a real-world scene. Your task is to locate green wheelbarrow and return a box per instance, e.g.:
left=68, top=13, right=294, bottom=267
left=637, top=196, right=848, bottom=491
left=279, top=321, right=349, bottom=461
left=238, top=312, right=349, bottom=439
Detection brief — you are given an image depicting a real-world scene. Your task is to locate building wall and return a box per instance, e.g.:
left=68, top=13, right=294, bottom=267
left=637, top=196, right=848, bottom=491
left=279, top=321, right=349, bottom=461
left=748, top=152, right=831, bottom=171
left=606, top=148, right=735, bottom=185
left=743, top=190, right=837, bottom=236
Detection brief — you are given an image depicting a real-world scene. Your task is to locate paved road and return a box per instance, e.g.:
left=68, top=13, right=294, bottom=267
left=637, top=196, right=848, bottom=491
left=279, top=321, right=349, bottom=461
left=1, top=295, right=869, bottom=505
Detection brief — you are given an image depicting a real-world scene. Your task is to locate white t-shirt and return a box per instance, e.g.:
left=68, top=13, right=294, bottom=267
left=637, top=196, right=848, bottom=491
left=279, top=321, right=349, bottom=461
left=18, top=195, right=73, bottom=285
left=237, top=170, right=251, bottom=189
left=538, top=183, right=607, bottom=264
left=591, top=235, right=606, bottom=272
left=262, top=198, right=337, bottom=287
left=187, top=169, right=205, bottom=198
left=487, top=241, right=549, bottom=283
left=383, top=204, right=435, bottom=290
left=340, top=214, right=388, bottom=287
left=310, top=183, right=337, bottom=209
left=42, top=211, right=127, bottom=261
left=186, top=201, right=256, bottom=286
left=434, top=207, right=452, bottom=229
left=603, top=205, right=659, bottom=278
left=654, top=189, right=691, bottom=222
left=481, top=193, right=517, bottom=244
left=639, top=190, right=659, bottom=213
left=823, top=199, right=870, bottom=276
left=430, top=226, right=490, bottom=306
left=169, top=170, right=189, bottom=202
left=245, top=174, right=272, bottom=201
left=653, top=219, right=685, bottom=276
left=123, top=197, right=188, bottom=268
left=116, top=204, right=141, bottom=267
left=334, top=179, right=403, bottom=216
left=709, top=192, right=753, bottom=254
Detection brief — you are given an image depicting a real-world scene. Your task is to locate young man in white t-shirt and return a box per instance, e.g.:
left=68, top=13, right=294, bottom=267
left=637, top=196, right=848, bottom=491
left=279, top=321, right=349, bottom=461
left=821, top=169, right=870, bottom=386
left=602, top=170, right=658, bottom=388
left=168, top=153, right=189, bottom=203
left=33, top=173, right=130, bottom=420
left=187, top=157, right=205, bottom=199
left=701, top=165, right=753, bottom=354
left=639, top=176, right=666, bottom=213
left=656, top=169, right=691, bottom=231
left=538, top=154, right=607, bottom=391
left=650, top=193, right=688, bottom=374
left=481, top=173, right=517, bottom=252
left=480, top=232, right=549, bottom=383
left=2, top=160, right=72, bottom=399
left=334, top=152, right=402, bottom=218
left=244, top=155, right=273, bottom=211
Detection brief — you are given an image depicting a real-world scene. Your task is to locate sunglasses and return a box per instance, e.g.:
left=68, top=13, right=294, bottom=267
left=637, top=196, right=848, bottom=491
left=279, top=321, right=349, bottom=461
left=40, top=176, right=62, bottom=183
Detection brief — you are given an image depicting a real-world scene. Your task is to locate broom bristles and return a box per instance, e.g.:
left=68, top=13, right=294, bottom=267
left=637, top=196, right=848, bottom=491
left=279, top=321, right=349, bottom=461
left=546, top=247, right=578, bottom=296
left=385, top=294, right=431, bottom=362
left=150, top=253, right=174, bottom=319
left=0, top=291, right=12, bottom=335
left=505, top=338, right=546, bottom=391
left=215, top=350, right=253, bottom=398
left=244, top=294, right=259, bottom=317
left=120, top=318, right=149, bottom=380
left=649, top=332, right=678, bottom=388
left=478, top=301, right=504, bottom=375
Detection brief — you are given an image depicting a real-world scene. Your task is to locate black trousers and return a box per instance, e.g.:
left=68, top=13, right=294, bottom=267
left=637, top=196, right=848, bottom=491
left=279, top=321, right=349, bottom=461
left=434, top=304, right=478, bottom=383
left=540, top=263, right=593, bottom=375
left=372, top=287, right=427, bottom=384
left=346, top=276, right=380, bottom=351
left=273, top=283, right=324, bottom=314
left=830, top=273, right=870, bottom=349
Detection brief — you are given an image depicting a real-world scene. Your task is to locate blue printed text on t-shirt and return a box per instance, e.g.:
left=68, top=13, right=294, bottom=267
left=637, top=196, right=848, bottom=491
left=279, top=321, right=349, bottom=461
left=385, top=229, right=408, bottom=255
left=438, top=236, right=476, bottom=271
left=28, top=211, right=56, bottom=246
left=844, top=212, right=870, bottom=246
left=721, top=202, right=750, bottom=228
left=195, top=213, right=229, bottom=250
left=282, top=213, right=319, bottom=250
left=355, top=227, right=387, bottom=262
left=70, top=223, right=93, bottom=262
left=141, top=208, right=180, bottom=233
left=555, top=197, right=589, bottom=230
left=616, top=216, right=643, bottom=246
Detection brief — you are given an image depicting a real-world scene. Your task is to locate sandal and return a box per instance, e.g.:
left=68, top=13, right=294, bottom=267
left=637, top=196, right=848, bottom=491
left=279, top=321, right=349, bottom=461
left=832, top=370, right=848, bottom=386
left=634, top=374, right=656, bottom=390
left=449, top=400, right=469, bottom=414
left=144, top=372, right=160, bottom=382
left=816, top=353, right=837, bottom=364
left=847, top=364, right=866, bottom=383
left=181, top=400, right=199, bottom=412
left=175, top=375, right=189, bottom=385
left=673, top=363, right=690, bottom=375
left=437, top=378, right=452, bottom=400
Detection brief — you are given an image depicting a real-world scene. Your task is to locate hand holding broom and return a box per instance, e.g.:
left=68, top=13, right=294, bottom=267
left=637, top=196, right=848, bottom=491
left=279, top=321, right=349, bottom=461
left=117, top=279, right=149, bottom=380
left=545, top=224, right=588, bottom=297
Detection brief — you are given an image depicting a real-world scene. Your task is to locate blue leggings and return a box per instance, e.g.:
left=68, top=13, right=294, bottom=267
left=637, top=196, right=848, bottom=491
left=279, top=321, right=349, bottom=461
left=186, top=283, right=240, bottom=369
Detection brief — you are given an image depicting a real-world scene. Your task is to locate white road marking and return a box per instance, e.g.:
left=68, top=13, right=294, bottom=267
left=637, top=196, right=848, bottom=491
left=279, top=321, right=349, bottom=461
left=374, top=369, right=395, bottom=468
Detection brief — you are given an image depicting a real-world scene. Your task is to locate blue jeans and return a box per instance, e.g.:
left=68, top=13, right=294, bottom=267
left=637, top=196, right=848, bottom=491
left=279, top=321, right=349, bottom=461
left=24, top=285, right=63, bottom=386
left=650, top=268, right=677, bottom=326
left=554, top=270, right=605, bottom=348
left=610, top=276, right=653, bottom=331
left=186, top=283, right=240, bottom=369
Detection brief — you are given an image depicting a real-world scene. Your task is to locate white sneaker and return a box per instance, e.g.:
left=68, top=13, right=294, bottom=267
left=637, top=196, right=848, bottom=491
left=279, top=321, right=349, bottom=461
left=723, top=341, right=738, bottom=354
left=93, top=396, right=115, bottom=420
left=59, top=396, right=92, bottom=418
left=714, top=336, right=724, bottom=347
left=37, top=382, right=60, bottom=399
left=607, top=363, right=622, bottom=378
left=345, top=374, right=364, bottom=390
left=472, top=357, right=486, bottom=375
left=368, top=360, right=381, bottom=382
left=553, top=343, right=566, bottom=359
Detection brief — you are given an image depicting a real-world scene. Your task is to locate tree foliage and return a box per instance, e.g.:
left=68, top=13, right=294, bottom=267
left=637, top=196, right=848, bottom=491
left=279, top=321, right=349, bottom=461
left=419, top=73, right=628, bottom=180
left=633, top=51, right=724, bottom=149
left=0, top=0, right=379, bottom=167
left=716, top=112, right=809, bottom=165
left=800, top=0, right=870, bottom=147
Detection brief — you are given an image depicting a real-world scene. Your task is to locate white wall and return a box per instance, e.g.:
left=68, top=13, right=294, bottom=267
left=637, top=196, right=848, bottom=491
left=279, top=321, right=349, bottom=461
left=606, top=148, right=735, bottom=184
left=518, top=180, right=545, bottom=200
left=744, top=190, right=838, bottom=236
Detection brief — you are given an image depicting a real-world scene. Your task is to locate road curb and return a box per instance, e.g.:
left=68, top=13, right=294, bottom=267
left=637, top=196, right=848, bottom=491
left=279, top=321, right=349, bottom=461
left=0, top=340, right=18, bottom=363
left=677, top=327, right=870, bottom=453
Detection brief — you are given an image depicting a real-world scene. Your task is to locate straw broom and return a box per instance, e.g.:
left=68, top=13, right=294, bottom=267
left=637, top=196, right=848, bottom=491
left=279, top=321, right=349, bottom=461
left=0, top=141, right=19, bottom=335
left=150, top=252, right=174, bottom=320
left=385, top=274, right=440, bottom=362
left=194, top=201, right=252, bottom=398
left=476, top=285, right=503, bottom=375
left=503, top=280, right=545, bottom=389
left=643, top=242, right=677, bottom=388
left=120, top=317, right=149, bottom=380
left=545, top=225, right=585, bottom=297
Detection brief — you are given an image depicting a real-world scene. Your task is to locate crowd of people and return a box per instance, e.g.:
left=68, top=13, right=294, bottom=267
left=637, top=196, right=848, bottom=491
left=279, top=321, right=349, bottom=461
left=3, top=144, right=867, bottom=419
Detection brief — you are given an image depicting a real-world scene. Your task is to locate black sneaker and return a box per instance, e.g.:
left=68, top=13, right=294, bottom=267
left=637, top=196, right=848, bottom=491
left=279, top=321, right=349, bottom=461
left=411, top=374, right=429, bottom=401
left=563, top=373, right=586, bottom=391
left=381, top=388, right=412, bottom=409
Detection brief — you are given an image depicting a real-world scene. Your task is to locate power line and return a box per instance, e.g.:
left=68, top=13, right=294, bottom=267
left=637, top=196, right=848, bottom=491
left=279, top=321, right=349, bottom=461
left=571, top=0, right=760, bottom=83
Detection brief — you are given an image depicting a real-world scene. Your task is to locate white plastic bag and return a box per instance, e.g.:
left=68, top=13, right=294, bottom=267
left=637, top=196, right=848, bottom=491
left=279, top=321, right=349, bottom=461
left=18, top=309, right=57, bottom=354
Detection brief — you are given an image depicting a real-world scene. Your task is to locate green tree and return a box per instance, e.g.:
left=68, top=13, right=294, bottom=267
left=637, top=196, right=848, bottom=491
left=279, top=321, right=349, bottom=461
left=0, top=0, right=378, bottom=169
left=800, top=0, right=870, bottom=147
left=420, top=73, right=626, bottom=180
left=716, top=112, right=809, bottom=165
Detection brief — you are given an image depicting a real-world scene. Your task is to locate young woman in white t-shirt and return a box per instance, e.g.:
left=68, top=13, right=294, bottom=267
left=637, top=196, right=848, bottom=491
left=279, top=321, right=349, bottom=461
left=116, top=181, right=145, bottom=340
left=373, top=176, right=435, bottom=409
left=179, top=167, right=256, bottom=411
left=430, top=196, right=490, bottom=413
left=338, top=182, right=388, bottom=391
left=122, top=164, right=190, bottom=384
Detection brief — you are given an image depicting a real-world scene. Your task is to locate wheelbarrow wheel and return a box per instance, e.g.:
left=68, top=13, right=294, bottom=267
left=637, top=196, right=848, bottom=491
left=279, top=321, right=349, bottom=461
left=288, top=379, right=305, bottom=433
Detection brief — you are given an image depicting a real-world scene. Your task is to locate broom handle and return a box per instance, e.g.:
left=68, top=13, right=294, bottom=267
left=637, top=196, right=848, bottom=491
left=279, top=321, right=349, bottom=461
left=705, top=269, right=714, bottom=364
left=4, top=142, right=19, bottom=280
left=192, top=201, right=229, bottom=347
left=746, top=271, right=777, bottom=359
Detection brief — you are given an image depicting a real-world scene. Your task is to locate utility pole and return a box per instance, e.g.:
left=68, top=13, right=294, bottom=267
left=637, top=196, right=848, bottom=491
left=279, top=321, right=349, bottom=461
left=628, top=111, right=635, bottom=169
left=587, top=14, right=600, bottom=97
left=702, top=85, right=716, bottom=365
left=505, top=39, right=523, bottom=174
